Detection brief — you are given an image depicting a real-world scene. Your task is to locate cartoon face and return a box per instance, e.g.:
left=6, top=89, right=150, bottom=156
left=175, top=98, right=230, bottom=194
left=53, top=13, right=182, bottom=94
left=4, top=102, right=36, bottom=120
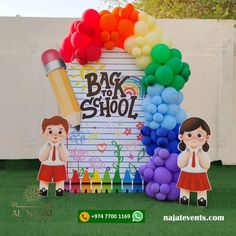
left=42, top=125, right=67, bottom=143
left=179, top=127, right=210, bottom=149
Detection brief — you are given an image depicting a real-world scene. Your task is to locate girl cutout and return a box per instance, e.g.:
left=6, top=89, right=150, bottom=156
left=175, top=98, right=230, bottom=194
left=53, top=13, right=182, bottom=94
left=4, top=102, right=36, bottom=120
left=177, top=117, right=211, bottom=207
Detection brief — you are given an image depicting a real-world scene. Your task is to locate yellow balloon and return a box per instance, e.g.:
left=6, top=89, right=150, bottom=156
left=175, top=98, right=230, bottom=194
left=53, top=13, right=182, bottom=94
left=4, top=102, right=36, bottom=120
left=131, top=47, right=142, bottom=58
left=147, top=16, right=156, bottom=29
left=142, top=45, right=151, bottom=55
left=144, top=32, right=161, bottom=47
left=138, top=11, right=148, bottom=21
left=134, top=21, right=149, bottom=36
left=134, top=36, right=146, bottom=47
left=160, top=35, right=173, bottom=48
left=152, top=24, right=163, bottom=36
left=135, top=55, right=152, bottom=69
left=124, top=36, right=135, bottom=54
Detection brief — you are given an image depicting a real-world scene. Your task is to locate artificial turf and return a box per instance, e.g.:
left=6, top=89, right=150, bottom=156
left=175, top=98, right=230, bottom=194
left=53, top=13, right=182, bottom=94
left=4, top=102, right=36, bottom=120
left=0, top=160, right=235, bottom=236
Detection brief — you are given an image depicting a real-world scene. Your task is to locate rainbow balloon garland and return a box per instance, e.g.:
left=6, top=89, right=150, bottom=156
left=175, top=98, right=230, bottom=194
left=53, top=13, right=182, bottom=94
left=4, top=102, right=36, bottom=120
left=59, top=4, right=191, bottom=201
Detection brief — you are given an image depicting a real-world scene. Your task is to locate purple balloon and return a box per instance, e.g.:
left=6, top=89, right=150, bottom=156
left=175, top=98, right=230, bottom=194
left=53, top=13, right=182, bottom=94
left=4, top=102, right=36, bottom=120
left=147, top=162, right=156, bottom=170
left=154, top=167, right=172, bottom=184
left=154, top=147, right=161, bottom=156
left=145, top=182, right=155, bottom=198
left=165, top=153, right=179, bottom=172
left=156, top=192, right=166, bottom=201
left=167, top=182, right=180, bottom=201
left=153, top=156, right=165, bottom=167
left=159, top=148, right=170, bottom=160
left=139, top=165, right=147, bottom=176
left=172, top=171, right=180, bottom=182
left=143, top=168, right=154, bottom=181
left=150, top=183, right=160, bottom=193
left=160, top=183, right=171, bottom=194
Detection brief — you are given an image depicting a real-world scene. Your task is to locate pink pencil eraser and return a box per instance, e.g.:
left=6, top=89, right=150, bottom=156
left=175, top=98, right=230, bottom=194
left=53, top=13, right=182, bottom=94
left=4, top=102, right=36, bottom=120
left=41, top=49, right=61, bottom=65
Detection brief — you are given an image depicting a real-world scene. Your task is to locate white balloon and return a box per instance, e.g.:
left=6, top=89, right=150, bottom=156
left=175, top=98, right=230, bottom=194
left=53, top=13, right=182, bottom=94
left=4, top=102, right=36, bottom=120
left=139, top=11, right=148, bottom=21
left=145, top=32, right=161, bottom=47
left=134, top=21, right=149, bottom=36
left=135, top=55, right=152, bottom=69
left=134, top=36, right=146, bottom=47
left=124, top=35, right=135, bottom=54
left=131, top=47, right=142, bottom=58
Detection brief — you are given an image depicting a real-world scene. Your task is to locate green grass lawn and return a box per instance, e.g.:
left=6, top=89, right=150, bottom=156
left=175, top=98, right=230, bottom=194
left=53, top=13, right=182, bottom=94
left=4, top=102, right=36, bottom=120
left=0, top=161, right=235, bottom=236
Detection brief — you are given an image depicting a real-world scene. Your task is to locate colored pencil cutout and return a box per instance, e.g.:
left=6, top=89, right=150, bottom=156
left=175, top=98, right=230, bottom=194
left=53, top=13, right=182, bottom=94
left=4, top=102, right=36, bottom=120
left=91, top=170, right=102, bottom=193
left=133, top=171, right=143, bottom=193
left=81, top=170, right=91, bottom=193
left=41, top=49, right=82, bottom=131
left=70, top=170, right=80, bottom=194
left=122, top=169, right=132, bottom=193
left=102, top=169, right=112, bottom=193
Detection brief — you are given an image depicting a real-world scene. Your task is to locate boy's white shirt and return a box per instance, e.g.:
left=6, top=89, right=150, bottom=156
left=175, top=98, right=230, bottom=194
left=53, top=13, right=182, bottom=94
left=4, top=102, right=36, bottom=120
left=39, top=141, right=69, bottom=166
left=179, top=146, right=211, bottom=173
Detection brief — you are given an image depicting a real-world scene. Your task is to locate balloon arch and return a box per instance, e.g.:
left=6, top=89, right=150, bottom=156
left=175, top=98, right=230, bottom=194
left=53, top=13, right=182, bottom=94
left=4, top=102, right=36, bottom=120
left=59, top=4, right=191, bottom=201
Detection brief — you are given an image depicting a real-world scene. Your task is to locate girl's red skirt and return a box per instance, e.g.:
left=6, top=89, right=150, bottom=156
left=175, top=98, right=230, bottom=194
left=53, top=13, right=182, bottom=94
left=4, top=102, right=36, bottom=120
left=177, top=171, right=211, bottom=191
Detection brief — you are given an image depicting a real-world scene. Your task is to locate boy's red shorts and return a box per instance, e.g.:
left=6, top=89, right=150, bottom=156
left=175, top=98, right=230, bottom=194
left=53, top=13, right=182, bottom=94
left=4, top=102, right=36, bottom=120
left=38, top=164, right=67, bottom=182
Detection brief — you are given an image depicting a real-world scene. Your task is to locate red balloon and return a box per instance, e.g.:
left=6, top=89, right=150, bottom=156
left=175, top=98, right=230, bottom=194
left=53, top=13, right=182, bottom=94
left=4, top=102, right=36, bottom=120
left=77, top=21, right=87, bottom=33
left=61, top=36, right=74, bottom=52
left=74, top=48, right=86, bottom=59
left=59, top=47, right=74, bottom=63
left=79, top=57, right=88, bottom=65
left=82, top=9, right=100, bottom=27
left=86, top=45, right=102, bottom=61
left=69, top=20, right=80, bottom=35
left=71, top=32, right=91, bottom=50
left=86, top=26, right=96, bottom=37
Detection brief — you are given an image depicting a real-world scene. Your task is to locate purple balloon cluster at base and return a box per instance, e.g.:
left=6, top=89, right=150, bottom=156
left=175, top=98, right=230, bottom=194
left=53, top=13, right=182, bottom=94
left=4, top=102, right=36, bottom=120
left=139, top=147, right=180, bottom=201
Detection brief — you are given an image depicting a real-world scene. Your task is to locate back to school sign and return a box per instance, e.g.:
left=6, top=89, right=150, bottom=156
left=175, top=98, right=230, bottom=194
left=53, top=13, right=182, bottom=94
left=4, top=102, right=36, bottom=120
left=66, top=49, right=149, bottom=192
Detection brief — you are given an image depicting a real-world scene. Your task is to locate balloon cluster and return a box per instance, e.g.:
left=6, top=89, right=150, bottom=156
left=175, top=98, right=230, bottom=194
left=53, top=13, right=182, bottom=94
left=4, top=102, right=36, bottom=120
left=139, top=147, right=180, bottom=201
left=141, top=125, right=180, bottom=156
left=141, top=44, right=191, bottom=91
left=59, top=9, right=102, bottom=64
left=124, top=12, right=172, bottom=69
left=142, top=84, right=187, bottom=131
left=100, top=4, right=139, bottom=50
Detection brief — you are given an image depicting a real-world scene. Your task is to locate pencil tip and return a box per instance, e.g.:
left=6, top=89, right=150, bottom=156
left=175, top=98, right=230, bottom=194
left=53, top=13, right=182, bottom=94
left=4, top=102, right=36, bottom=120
left=74, top=125, right=80, bottom=131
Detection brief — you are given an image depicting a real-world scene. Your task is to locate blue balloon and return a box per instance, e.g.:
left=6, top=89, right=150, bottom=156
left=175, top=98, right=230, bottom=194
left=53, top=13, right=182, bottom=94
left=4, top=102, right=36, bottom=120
left=151, top=95, right=162, bottom=105
left=151, top=130, right=158, bottom=142
left=161, top=115, right=177, bottom=130
left=150, top=121, right=160, bottom=129
left=158, top=104, right=168, bottom=114
left=146, top=143, right=157, bottom=156
left=161, top=87, right=179, bottom=104
left=142, top=136, right=152, bottom=146
left=176, top=92, right=184, bottom=105
left=173, top=124, right=180, bottom=134
left=167, top=130, right=177, bottom=140
left=156, top=127, right=168, bottom=137
left=153, top=113, right=163, bottom=122
left=167, top=104, right=179, bottom=115
left=142, top=97, right=151, bottom=111
left=167, top=140, right=180, bottom=153
left=141, top=126, right=151, bottom=136
left=157, top=137, right=168, bottom=147
left=175, top=108, right=187, bottom=124
left=147, top=104, right=157, bottom=114
left=144, top=113, right=153, bottom=122
left=147, top=84, right=164, bottom=97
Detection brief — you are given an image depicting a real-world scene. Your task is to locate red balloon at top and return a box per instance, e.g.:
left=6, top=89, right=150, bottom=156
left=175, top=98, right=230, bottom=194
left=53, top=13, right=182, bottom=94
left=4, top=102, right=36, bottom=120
left=82, top=9, right=100, bottom=27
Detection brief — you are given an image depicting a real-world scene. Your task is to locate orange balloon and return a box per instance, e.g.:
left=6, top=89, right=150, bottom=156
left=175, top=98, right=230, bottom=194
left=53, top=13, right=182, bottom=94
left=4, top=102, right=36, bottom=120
left=117, top=19, right=134, bottom=38
left=111, top=31, right=119, bottom=42
left=100, top=31, right=110, bottom=42
left=125, top=3, right=134, bottom=13
left=119, top=8, right=129, bottom=18
left=104, top=40, right=116, bottom=50
left=100, top=10, right=110, bottom=16
left=112, top=7, right=122, bottom=19
left=100, top=13, right=117, bottom=32
left=130, top=11, right=139, bottom=23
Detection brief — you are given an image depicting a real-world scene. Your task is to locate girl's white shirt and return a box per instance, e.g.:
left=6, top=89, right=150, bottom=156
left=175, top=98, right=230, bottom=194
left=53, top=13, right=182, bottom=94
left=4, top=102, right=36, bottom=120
left=39, top=141, right=69, bottom=166
left=179, top=146, right=211, bottom=173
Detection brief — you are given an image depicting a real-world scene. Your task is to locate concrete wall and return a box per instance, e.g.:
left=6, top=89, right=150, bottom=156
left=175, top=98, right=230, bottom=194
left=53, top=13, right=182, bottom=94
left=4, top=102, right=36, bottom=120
left=0, top=17, right=235, bottom=164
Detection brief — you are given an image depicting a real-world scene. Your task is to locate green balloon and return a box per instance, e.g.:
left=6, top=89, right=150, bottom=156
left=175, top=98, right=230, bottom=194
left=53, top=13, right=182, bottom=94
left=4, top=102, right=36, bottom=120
left=182, top=62, right=190, bottom=68
left=145, top=75, right=157, bottom=86
left=155, top=66, right=174, bottom=86
left=170, top=48, right=182, bottom=59
left=141, top=76, right=147, bottom=91
left=144, top=62, right=160, bottom=76
left=181, top=67, right=191, bottom=79
left=165, top=57, right=183, bottom=74
left=151, top=44, right=171, bottom=64
left=168, top=75, right=185, bottom=91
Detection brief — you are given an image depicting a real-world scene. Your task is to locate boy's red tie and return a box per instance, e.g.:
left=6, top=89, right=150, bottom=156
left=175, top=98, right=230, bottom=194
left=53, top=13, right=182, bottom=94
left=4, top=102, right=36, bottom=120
left=52, top=146, right=56, bottom=161
left=191, top=151, right=196, bottom=168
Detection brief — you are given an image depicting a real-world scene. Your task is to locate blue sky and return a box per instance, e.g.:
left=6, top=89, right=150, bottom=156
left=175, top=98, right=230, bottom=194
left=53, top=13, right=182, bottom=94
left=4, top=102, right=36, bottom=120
left=0, top=0, right=108, bottom=17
